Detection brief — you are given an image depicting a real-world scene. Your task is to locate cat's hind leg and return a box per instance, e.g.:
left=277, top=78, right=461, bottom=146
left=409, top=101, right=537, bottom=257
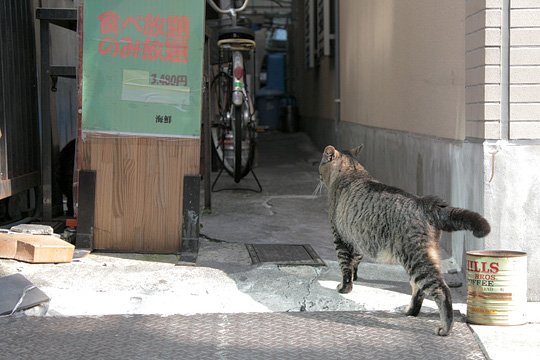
left=333, top=228, right=361, bottom=294
left=410, top=268, right=453, bottom=336
left=425, top=278, right=453, bottom=336
left=405, top=229, right=453, bottom=335
left=405, top=279, right=425, bottom=316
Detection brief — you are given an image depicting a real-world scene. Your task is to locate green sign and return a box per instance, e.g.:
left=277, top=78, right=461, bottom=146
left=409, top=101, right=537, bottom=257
left=82, top=0, right=204, bottom=137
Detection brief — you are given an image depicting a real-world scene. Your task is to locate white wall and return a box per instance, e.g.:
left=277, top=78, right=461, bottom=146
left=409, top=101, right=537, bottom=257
left=510, top=0, right=540, bottom=139
left=340, top=0, right=466, bottom=140
left=465, top=0, right=502, bottom=139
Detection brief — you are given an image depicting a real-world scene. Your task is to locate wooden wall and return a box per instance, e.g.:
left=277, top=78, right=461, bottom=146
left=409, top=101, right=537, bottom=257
left=79, top=134, right=200, bottom=253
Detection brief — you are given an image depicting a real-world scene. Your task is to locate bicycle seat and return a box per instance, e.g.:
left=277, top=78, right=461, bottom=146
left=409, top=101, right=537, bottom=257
left=218, top=26, right=255, bottom=41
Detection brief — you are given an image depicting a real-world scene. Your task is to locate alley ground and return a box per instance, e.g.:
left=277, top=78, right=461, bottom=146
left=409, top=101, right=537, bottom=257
left=0, top=132, right=538, bottom=359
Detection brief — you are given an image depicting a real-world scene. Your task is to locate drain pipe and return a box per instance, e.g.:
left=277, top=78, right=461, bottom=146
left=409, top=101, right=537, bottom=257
left=501, top=0, right=510, bottom=140
left=334, top=0, right=341, bottom=148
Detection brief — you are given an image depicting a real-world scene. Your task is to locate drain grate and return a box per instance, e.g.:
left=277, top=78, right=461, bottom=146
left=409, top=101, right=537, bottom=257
left=246, top=244, right=325, bottom=266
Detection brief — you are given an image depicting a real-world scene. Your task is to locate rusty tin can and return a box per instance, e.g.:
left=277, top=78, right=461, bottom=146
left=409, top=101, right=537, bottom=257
left=466, top=250, right=527, bottom=325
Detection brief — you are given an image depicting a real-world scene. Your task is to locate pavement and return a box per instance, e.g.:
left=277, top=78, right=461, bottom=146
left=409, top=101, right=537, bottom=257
left=0, top=131, right=539, bottom=359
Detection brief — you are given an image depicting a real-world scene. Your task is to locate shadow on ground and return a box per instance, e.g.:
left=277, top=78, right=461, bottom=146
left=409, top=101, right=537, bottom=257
left=199, top=131, right=465, bottom=314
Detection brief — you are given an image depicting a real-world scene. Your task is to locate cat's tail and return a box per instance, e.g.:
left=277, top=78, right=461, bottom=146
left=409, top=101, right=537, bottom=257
left=421, top=196, right=491, bottom=238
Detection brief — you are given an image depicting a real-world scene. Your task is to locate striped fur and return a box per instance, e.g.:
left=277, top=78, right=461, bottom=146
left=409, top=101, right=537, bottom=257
left=319, top=145, right=490, bottom=336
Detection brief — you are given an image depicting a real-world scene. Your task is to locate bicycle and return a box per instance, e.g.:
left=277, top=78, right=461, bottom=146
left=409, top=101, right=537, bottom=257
left=207, top=0, right=261, bottom=191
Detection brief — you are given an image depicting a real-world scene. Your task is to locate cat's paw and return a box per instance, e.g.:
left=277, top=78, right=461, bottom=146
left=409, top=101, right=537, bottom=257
left=436, top=326, right=450, bottom=336
left=404, top=305, right=421, bottom=317
left=397, top=305, right=419, bottom=316
left=337, top=282, right=353, bottom=294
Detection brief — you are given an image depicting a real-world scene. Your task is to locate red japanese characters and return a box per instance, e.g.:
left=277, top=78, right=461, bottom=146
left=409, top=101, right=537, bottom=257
left=96, top=11, right=190, bottom=63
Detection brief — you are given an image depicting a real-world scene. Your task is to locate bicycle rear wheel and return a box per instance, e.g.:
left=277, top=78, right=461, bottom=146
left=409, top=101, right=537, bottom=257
left=209, top=53, right=256, bottom=183
left=232, top=102, right=255, bottom=183
left=233, top=104, right=243, bottom=183
left=210, top=70, right=234, bottom=175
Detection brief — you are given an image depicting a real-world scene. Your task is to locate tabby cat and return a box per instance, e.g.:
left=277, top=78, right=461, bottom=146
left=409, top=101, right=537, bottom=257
left=319, top=145, right=490, bottom=336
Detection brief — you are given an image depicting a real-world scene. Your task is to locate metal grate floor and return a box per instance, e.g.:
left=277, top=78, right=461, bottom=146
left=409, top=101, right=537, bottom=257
left=0, top=311, right=485, bottom=360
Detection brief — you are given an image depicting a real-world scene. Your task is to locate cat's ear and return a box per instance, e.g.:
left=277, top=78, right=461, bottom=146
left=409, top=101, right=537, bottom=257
left=350, top=145, right=364, bottom=159
left=323, top=145, right=337, bottom=162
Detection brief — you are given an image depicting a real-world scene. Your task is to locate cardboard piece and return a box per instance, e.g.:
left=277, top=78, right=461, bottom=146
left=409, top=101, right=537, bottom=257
left=0, top=274, right=50, bottom=316
left=0, top=233, right=74, bottom=263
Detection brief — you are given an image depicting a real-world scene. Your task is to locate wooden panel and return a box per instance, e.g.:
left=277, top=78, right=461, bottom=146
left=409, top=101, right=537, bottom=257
left=79, top=134, right=200, bottom=253
left=0, top=234, right=17, bottom=259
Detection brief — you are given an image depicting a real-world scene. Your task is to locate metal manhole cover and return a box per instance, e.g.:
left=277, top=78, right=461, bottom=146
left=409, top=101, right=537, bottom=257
left=246, top=243, right=325, bottom=266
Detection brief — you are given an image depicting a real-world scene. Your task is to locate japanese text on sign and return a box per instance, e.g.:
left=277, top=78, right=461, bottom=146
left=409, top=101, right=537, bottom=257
left=97, top=11, right=190, bottom=63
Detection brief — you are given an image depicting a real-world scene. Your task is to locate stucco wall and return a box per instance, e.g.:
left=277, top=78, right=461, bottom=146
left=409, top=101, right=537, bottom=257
left=340, top=0, right=466, bottom=140
left=483, top=142, right=540, bottom=300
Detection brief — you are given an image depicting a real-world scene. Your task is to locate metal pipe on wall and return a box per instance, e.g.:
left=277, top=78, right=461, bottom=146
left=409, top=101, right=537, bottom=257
left=334, top=0, right=341, bottom=149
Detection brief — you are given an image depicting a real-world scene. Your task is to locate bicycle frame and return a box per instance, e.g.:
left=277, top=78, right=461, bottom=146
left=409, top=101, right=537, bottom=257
left=207, top=0, right=249, bottom=27
left=211, top=1, right=254, bottom=113
left=207, top=0, right=260, bottom=189
left=214, top=41, right=255, bottom=179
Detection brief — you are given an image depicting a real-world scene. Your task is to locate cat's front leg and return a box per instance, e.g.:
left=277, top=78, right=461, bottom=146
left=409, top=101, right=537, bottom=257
left=333, top=228, right=359, bottom=294
left=352, top=254, right=363, bottom=281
